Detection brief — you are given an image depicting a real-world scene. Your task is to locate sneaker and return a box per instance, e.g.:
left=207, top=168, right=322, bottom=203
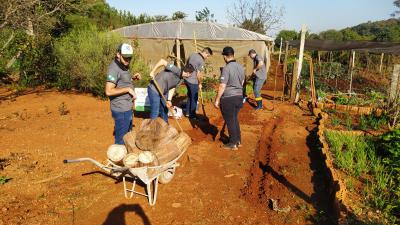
left=243, top=97, right=247, bottom=103
left=222, top=143, right=238, bottom=150
left=237, top=141, right=243, bottom=148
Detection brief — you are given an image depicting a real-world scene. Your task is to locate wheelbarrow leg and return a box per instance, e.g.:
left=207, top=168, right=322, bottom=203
left=147, top=176, right=159, bottom=206
left=123, top=176, right=137, bottom=199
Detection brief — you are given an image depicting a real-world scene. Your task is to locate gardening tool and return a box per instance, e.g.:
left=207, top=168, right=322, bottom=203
left=193, top=31, right=207, bottom=119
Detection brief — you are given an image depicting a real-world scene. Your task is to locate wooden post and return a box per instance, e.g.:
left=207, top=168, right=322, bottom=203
left=379, top=53, right=384, bottom=74
left=294, top=25, right=307, bottom=103
left=349, top=50, right=356, bottom=94
left=309, top=58, right=317, bottom=106
left=175, top=39, right=181, bottom=68
left=328, top=51, right=333, bottom=79
left=290, top=60, right=299, bottom=101
left=389, top=64, right=400, bottom=104
left=274, top=38, right=283, bottom=96
left=278, top=37, right=283, bottom=64
left=282, top=42, right=289, bottom=100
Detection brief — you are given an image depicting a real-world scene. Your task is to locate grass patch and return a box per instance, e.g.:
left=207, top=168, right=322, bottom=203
left=325, top=130, right=399, bottom=224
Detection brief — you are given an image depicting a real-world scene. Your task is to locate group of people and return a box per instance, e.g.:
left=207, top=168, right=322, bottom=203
left=105, top=43, right=267, bottom=150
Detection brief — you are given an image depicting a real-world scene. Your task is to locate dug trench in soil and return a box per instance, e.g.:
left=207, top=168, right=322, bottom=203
left=241, top=102, right=338, bottom=225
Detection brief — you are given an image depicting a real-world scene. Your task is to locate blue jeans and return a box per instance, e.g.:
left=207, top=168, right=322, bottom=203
left=185, top=81, right=199, bottom=118
left=111, top=109, right=133, bottom=145
left=147, top=86, right=168, bottom=123
left=253, top=77, right=266, bottom=99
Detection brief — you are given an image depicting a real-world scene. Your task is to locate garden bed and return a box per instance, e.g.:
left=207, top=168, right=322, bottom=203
left=318, top=111, right=399, bottom=224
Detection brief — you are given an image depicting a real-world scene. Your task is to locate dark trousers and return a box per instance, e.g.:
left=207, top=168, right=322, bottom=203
left=185, top=81, right=199, bottom=118
left=220, top=95, right=243, bottom=144
left=111, top=109, right=133, bottom=145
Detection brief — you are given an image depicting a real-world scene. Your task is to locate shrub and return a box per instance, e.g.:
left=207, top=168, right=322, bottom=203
left=55, top=26, right=151, bottom=97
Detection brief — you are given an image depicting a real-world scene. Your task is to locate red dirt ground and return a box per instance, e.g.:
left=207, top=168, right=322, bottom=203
left=0, top=84, right=336, bottom=224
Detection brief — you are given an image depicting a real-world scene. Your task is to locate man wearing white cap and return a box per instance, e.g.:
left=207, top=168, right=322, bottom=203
left=105, top=43, right=141, bottom=144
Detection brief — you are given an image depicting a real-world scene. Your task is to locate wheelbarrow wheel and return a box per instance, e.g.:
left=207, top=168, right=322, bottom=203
left=158, top=167, right=176, bottom=184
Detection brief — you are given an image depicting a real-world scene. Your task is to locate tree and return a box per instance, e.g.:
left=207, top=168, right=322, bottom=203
left=275, top=30, right=298, bottom=46
left=392, top=0, right=400, bottom=17
left=319, top=29, right=343, bottom=41
left=154, top=15, right=170, bottom=22
left=195, top=7, right=216, bottom=22
left=172, top=11, right=187, bottom=20
left=227, top=0, right=284, bottom=34
left=341, top=28, right=363, bottom=41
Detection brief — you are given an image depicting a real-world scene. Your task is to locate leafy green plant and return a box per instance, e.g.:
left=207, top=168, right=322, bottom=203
left=345, top=114, right=353, bottom=130
left=359, top=115, right=368, bottom=130
left=331, top=117, right=341, bottom=127
left=325, top=130, right=400, bottom=223
left=361, top=113, right=388, bottom=130
left=175, top=85, right=187, bottom=96
left=335, top=93, right=349, bottom=105
left=0, top=176, right=11, bottom=184
left=346, top=179, right=355, bottom=192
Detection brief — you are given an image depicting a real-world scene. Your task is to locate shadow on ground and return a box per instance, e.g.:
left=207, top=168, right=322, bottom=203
left=102, top=204, right=151, bottom=225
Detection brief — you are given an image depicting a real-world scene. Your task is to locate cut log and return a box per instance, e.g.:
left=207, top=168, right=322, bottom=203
left=123, top=153, right=140, bottom=168
left=138, top=151, right=157, bottom=167
left=135, top=118, right=178, bottom=150
left=107, top=144, right=127, bottom=165
left=153, top=142, right=181, bottom=165
left=174, top=132, right=192, bottom=152
left=123, top=131, right=139, bottom=152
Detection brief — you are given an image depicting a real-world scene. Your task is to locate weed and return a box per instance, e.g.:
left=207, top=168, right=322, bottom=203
left=359, top=115, right=368, bottom=130
left=0, top=176, right=11, bottom=184
left=175, top=85, right=187, bottom=96
left=346, top=179, right=355, bottom=192
left=331, top=116, right=341, bottom=127
left=345, top=114, right=353, bottom=130
left=58, top=102, right=70, bottom=116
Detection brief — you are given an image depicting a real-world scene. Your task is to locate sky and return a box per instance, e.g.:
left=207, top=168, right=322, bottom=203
left=106, top=0, right=396, bottom=36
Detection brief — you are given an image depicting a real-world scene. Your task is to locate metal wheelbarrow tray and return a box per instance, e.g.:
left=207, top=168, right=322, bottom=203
left=63, top=149, right=186, bottom=206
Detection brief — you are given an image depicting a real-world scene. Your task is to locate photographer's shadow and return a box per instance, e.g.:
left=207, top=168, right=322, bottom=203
left=102, top=204, right=151, bottom=225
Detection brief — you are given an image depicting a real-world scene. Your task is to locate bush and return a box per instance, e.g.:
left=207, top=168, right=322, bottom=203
left=55, top=26, right=151, bottom=97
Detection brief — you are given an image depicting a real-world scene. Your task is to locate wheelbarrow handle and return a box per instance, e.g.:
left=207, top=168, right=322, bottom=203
left=63, top=158, right=106, bottom=169
left=63, top=158, right=93, bottom=164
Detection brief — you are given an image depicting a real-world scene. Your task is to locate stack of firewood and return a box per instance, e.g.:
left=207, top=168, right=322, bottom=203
left=121, top=118, right=191, bottom=168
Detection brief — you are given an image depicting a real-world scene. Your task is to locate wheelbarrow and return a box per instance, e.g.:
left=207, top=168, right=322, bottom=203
left=63, top=149, right=186, bottom=206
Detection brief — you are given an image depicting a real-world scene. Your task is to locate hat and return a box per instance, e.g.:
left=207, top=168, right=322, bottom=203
left=118, top=43, right=134, bottom=57
left=248, top=49, right=256, bottom=55
left=222, top=46, right=234, bottom=56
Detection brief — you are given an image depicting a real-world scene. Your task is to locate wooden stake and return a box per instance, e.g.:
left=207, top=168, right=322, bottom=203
left=294, top=25, right=307, bottom=103
left=278, top=37, right=283, bottom=64
left=290, top=60, right=299, bottom=102
left=349, top=50, right=356, bottom=94
left=379, top=53, right=384, bottom=74
left=389, top=64, right=400, bottom=104
left=274, top=38, right=283, bottom=96
left=175, top=39, right=181, bottom=69
left=281, top=42, right=289, bottom=101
